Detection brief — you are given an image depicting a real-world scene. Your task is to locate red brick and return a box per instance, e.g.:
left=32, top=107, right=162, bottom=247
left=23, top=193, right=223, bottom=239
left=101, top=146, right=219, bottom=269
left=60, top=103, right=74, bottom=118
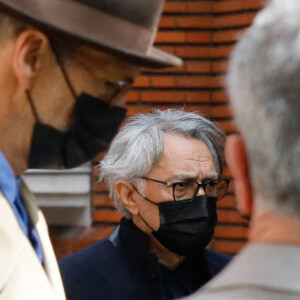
left=52, top=226, right=116, bottom=258
left=214, top=13, right=257, bottom=28
left=223, top=165, right=233, bottom=178
left=215, top=226, right=249, bottom=239
left=211, top=105, right=234, bottom=118
left=93, top=181, right=109, bottom=193
left=175, top=46, right=210, bottom=59
left=218, top=195, right=236, bottom=209
left=212, top=91, right=230, bottom=103
left=159, top=17, right=176, bottom=28
left=93, top=195, right=114, bottom=208
left=177, top=76, right=211, bottom=88
left=141, top=91, right=185, bottom=103
left=213, top=29, right=246, bottom=43
left=186, top=61, right=211, bottom=73
left=125, top=91, right=139, bottom=103
left=218, top=210, right=248, bottom=224
left=127, top=105, right=195, bottom=117
left=212, top=60, right=229, bottom=73
left=218, top=120, right=239, bottom=134
left=186, top=32, right=211, bottom=43
left=177, top=76, right=224, bottom=89
left=76, top=226, right=115, bottom=241
left=155, top=45, right=176, bottom=55
left=126, top=106, right=154, bottom=116
left=214, top=0, right=265, bottom=13
left=153, top=64, right=186, bottom=74
left=242, top=0, right=266, bottom=10
left=183, top=106, right=211, bottom=117
left=214, top=240, right=247, bottom=254
left=211, top=45, right=235, bottom=58
left=177, top=17, right=214, bottom=29
left=163, top=2, right=187, bottom=13
left=151, top=76, right=176, bottom=88
left=186, top=91, right=210, bottom=103
left=133, top=76, right=149, bottom=88
left=214, top=1, right=243, bottom=13
left=187, top=2, right=213, bottom=13
left=213, top=76, right=226, bottom=89
left=155, top=31, right=186, bottom=43
left=93, top=210, right=123, bottom=223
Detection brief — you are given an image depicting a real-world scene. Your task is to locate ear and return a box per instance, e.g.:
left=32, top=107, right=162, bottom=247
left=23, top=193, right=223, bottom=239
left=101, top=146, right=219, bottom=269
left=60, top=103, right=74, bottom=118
left=225, top=135, right=253, bottom=215
left=114, top=181, right=139, bottom=215
left=12, top=29, right=50, bottom=89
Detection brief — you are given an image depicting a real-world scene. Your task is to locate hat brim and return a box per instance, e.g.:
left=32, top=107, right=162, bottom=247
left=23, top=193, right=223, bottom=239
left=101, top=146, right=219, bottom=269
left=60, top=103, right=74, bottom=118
left=0, top=0, right=182, bottom=68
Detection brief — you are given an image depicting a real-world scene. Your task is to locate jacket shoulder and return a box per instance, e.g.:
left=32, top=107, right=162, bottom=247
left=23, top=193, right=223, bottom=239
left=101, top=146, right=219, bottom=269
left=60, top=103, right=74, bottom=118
left=59, top=238, right=130, bottom=300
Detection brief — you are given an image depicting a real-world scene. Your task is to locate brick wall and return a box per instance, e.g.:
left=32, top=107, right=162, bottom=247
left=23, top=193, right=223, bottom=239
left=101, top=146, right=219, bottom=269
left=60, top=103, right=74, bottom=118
left=52, top=0, right=266, bottom=259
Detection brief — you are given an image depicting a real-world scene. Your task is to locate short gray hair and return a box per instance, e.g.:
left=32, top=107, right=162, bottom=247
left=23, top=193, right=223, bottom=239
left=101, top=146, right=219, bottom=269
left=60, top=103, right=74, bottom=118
left=99, top=109, right=225, bottom=217
left=228, top=0, right=300, bottom=214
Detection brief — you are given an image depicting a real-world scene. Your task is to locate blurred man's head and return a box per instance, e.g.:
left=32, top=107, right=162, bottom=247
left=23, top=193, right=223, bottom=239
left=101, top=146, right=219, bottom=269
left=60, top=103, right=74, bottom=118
left=227, top=0, right=300, bottom=220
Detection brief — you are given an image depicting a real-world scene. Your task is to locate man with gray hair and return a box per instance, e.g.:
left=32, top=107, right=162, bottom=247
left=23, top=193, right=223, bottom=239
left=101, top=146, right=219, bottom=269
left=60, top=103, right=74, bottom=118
left=59, top=109, right=231, bottom=300
left=185, top=0, right=300, bottom=299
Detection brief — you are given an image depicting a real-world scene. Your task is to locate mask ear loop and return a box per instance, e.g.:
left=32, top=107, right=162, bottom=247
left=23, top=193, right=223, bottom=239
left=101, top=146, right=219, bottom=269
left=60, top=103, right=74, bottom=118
left=131, top=183, right=157, bottom=204
left=138, top=212, right=156, bottom=232
left=49, top=39, right=77, bottom=100
left=26, top=89, right=41, bottom=123
left=131, top=183, right=157, bottom=232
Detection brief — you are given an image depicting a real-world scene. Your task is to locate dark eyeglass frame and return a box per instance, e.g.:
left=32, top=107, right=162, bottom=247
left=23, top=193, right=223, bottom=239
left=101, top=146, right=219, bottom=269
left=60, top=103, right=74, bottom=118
left=140, top=176, right=230, bottom=202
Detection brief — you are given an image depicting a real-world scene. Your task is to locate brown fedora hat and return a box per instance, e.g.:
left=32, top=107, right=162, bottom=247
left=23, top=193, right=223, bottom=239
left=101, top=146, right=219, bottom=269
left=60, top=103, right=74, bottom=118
left=0, top=0, right=182, bottom=68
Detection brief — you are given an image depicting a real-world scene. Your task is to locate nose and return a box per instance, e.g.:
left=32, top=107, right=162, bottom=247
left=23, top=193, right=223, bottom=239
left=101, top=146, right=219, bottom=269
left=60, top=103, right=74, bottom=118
left=197, top=186, right=205, bottom=196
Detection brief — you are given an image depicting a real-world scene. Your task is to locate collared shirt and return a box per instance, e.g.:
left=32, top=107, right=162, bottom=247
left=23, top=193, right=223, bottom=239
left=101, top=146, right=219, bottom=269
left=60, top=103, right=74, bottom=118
left=0, top=151, right=43, bottom=263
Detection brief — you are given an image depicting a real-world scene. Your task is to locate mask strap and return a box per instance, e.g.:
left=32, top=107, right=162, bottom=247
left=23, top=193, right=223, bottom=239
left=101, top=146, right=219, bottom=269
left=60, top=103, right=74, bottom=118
left=50, top=41, right=77, bottom=100
left=131, top=183, right=158, bottom=231
left=138, top=212, right=156, bottom=232
left=26, top=89, right=41, bottom=123
left=131, top=183, right=158, bottom=205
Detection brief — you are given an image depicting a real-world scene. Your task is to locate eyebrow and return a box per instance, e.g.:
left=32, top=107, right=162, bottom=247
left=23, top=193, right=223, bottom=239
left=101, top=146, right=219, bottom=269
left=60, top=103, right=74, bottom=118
left=167, top=173, right=219, bottom=183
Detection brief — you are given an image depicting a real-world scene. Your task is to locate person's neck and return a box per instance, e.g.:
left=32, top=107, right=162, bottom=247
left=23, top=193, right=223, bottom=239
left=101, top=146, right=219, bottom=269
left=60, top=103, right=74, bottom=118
left=249, top=209, right=300, bottom=245
left=0, top=141, right=28, bottom=177
left=132, top=216, right=185, bottom=269
left=149, top=235, right=185, bottom=269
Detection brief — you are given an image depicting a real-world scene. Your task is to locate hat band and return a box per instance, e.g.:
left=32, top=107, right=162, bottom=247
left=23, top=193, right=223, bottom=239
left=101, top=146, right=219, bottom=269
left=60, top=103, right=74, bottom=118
left=2, top=0, right=157, bottom=54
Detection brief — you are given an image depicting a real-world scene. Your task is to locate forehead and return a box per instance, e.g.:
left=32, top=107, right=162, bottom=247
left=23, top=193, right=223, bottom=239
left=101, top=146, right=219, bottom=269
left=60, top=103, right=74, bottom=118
left=150, top=132, right=217, bottom=180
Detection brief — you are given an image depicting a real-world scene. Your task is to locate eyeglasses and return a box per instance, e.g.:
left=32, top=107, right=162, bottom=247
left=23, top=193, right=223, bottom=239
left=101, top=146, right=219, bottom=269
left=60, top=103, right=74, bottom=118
left=140, top=176, right=230, bottom=202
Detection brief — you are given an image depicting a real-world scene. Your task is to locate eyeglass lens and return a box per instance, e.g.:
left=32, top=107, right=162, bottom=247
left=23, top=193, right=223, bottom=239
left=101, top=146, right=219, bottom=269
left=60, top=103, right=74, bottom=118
left=174, top=180, right=228, bottom=201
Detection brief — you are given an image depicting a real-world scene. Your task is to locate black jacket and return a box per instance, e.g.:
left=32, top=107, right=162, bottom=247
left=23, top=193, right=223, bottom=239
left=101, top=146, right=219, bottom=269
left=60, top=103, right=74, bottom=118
left=59, top=218, right=231, bottom=300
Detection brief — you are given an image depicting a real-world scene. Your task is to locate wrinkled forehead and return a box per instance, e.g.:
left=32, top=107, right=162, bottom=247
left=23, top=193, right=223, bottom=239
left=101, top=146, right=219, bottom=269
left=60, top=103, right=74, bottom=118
left=152, top=133, right=217, bottom=179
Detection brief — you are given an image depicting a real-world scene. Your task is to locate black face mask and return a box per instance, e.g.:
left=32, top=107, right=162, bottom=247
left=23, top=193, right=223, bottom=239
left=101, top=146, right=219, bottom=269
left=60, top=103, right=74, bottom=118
left=139, top=195, right=217, bottom=256
left=28, top=92, right=126, bottom=169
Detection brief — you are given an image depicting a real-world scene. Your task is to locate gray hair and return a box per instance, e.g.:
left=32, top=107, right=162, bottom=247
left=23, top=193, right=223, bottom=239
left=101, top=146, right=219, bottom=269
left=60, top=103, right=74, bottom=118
left=228, top=0, right=300, bottom=214
left=99, top=109, right=225, bottom=217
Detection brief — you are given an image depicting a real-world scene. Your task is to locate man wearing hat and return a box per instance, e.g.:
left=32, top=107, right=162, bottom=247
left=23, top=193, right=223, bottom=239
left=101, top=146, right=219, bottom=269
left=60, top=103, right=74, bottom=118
left=0, top=0, right=181, bottom=299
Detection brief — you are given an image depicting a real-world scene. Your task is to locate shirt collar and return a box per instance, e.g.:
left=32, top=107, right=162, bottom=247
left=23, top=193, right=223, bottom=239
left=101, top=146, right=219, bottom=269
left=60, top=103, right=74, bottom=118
left=0, top=151, right=21, bottom=205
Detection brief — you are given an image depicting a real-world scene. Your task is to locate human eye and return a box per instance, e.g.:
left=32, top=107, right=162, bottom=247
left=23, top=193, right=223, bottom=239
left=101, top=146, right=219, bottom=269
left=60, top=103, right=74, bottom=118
left=176, top=181, right=187, bottom=189
left=205, top=180, right=218, bottom=197
left=174, top=181, right=196, bottom=201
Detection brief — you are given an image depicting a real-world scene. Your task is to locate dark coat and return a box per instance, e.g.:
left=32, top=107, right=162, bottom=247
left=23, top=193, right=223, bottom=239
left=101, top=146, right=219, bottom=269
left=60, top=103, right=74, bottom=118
left=59, top=218, right=231, bottom=300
